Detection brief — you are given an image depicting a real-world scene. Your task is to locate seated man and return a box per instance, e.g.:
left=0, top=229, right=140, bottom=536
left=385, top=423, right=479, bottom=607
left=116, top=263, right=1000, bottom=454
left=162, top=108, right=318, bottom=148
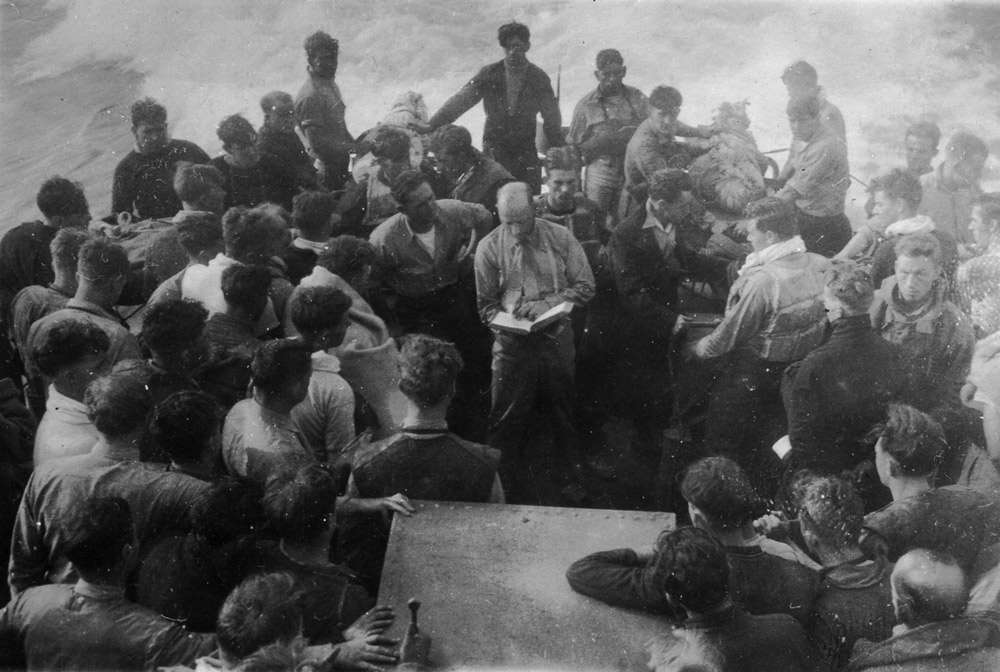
left=782, top=260, right=908, bottom=477
left=9, top=368, right=210, bottom=596
left=222, top=338, right=314, bottom=483
left=31, top=320, right=109, bottom=465
left=566, top=457, right=819, bottom=626
left=870, top=233, right=974, bottom=401
left=919, top=130, right=989, bottom=250
left=646, top=527, right=823, bottom=672
left=796, top=476, right=895, bottom=669
left=282, top=190, right=337, bottom=285
left=149, top=390, right=223, bottom=482
left=430, top=124, right=514, bottom=224
left=860, top=168, right=958, bottom=288
left=861, top=404, right=1000, bottom=584
left=848, top=549, right=1000, bottom=670
left=25, top=238, right=142, bottom=392
left=0, top=496, right=216, bottom=670
left=211, top=114, right=298, bottom=212
left=134, top=479, right=264, bottom=632
left=957, top=192, right=1000, bottom=337
left=288, top=286, right=356, bottom=463
left=904, top=120, right=940, bottom=179
left=258, top=90, right=318, bottom=191
left=112, top=98, right=211, bottom=221
left=685, top=197, right=828, bottom=493
left=775, top=96, right=850, bottom=257
left=10, top=227, right=91, bottom=417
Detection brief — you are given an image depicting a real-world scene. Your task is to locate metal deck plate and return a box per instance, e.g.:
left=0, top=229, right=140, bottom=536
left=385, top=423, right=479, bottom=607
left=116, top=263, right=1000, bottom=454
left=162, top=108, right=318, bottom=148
left=377, top=501, right=676, bottom=671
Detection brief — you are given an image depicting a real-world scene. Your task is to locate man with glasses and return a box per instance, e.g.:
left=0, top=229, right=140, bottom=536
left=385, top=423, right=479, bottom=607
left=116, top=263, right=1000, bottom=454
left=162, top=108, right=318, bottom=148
left=415, top=22, right=563, bottom=194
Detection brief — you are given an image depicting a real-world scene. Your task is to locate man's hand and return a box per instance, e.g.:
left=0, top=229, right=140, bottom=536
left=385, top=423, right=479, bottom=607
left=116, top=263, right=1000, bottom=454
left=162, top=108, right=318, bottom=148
left=400, top=622, right=432, bottom=667
left=334, top=634, right=399, bottom=671
left=513, top=299, right=550, bottom=320
left=680, top=340, right=699, bottom=360
left=343, top=606, right=395, bottom=641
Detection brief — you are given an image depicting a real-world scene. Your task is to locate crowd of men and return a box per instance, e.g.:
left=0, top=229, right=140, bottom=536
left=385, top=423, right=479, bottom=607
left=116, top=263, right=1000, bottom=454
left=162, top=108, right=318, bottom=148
left=0, top=19, right=999, bottom=672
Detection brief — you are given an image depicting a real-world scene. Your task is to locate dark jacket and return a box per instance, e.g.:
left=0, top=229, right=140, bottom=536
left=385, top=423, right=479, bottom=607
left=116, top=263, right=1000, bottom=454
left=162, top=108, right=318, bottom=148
left=450, top=152, right=515, bottom=224
left=257, top=125, right=317, bottom=189
left=112, top=139, right=211, bottom=220
left=565, top=542, right=819, bottom=627
left=848, top=613, right=1000, bottom=671
left=0, top=221, right=57, bottom=313
left=783, top=315, right=910, bottom=473
left=429, top=60, right=562, bottom=151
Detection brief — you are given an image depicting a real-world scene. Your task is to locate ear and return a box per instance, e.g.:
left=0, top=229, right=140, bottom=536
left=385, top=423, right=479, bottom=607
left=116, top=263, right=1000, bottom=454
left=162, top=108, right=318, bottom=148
left=594, top=70, right=601, bottom=82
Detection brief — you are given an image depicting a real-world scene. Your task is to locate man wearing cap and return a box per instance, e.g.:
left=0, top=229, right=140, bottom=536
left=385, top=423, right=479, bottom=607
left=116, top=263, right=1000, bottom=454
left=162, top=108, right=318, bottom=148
left=415, top=22, right=563, bottom=194
left=296, top=31, right=354, bottom=190
left=567, top=49, right=651, bottom=226
left=622, top=86, right=711, bottom=219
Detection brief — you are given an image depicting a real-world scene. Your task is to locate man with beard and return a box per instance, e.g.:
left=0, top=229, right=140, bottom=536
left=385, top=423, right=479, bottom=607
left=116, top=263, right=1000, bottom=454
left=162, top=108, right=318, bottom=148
left=416, top=22, right=563, bottom=194
left=295, top=31, right=354, bottom=190
left=111, top=98, right=211, bottom=222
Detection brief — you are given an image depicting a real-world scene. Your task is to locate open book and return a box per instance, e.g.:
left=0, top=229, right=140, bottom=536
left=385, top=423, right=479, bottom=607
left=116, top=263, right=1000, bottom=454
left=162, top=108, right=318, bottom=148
left=490, top=301, right=573, bottom=335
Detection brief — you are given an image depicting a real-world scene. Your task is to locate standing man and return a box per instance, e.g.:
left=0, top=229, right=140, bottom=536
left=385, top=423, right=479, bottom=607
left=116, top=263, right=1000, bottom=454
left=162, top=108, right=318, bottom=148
left=475, top=182, right=595, bottom=504
left=533, top=147, right=607, bottom=270
left=296, top=31, right=354, bottom=191
left=567, top=49, right=649, bottom=224
left=775, top=96, right=851, bottom=257
left=259, top=90, right=318, bottom=189
left=684, top=197, right=828, bottom=494
left=904, top=121, right=941, bottom=179
left=112, top=98, right=211, bottom=222
left=417, top=22, right=562, bottom=194
left=918, top=131, right=989, bottom=250
left=780, top=60, right=846, bottom=144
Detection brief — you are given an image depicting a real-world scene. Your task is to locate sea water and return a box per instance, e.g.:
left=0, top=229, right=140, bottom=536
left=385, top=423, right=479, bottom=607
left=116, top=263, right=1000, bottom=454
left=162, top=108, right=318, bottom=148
left=2, top=0, right=999, bottom=232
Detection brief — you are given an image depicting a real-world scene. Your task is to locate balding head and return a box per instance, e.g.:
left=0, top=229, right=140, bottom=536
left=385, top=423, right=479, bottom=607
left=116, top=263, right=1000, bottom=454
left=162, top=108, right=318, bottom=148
left=891, top=549, right=967, bottom=629
left=497, top=182, right=536, bottom=242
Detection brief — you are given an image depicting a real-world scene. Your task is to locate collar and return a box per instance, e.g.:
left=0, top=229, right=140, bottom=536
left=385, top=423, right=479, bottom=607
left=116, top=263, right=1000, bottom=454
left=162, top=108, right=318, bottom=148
left=884, top=214, right=935, bottom=238
left=173, top=210, right=212, bottom=224
left=405, top=219, right=437, bottom=240
left=47, top=284, right=75, bottom=299
left=46, top=385, right=88, bottom=416
left=724, top=545, right=764, bottom=557
left=90, top=438, right=141, bottom=462
left=830, top=314, right=874, bottom=333
left=311, top=350, right=342, bottom=373
left=506, top=220, right=543, bottom=249
left=293, top=237, right=328, bottom=252
left=884, top=277, right=946, bottom=321
left=738, top=235, right=806, bottom=276
left=642, top=200, right=669, bottom=231
left=73, top=578, right=126, bottom=601
left=66, top=297, right=119, bottom=322
left=682, top=604, right=741, bottom=631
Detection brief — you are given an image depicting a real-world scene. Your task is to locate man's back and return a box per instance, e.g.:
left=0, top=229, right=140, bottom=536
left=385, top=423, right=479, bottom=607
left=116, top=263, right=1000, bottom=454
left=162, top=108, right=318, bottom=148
left=0, top=222, right=57, bottom=311
left=222, top=398, right=314, bottom=483
left=26, top=302, right=141, bottom=379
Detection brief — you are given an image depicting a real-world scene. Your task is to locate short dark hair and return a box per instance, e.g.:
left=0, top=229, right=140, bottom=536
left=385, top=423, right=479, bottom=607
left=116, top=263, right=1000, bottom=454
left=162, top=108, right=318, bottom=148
left=130, top=98, right=167, bottom=129
left=37, top=177, right=89, bottom=221
left=595, top=48, right=623, bottom=69
left=797, top=475, right=864, bottom=548
left=191, top=479, right=265, bottom=546
left=290, top=286, right=352, bottom=334
left=63, top=496, right=133, bottom=575
left=825, top=260, right=874, bottom=314
left=648, top=169, right=693, bottom=203
left=947, top=131, right=988, bottom=160
left=304, top=31, right=339, bottom=59
left=142, top=299, right=208, bottom=354
left=260, top=90, right=293, bottom=114
left=176, top=213, right=224, bottom=257
left=78, top=239, right=129, bottom=285
left=745, top=196, right=798, bottom=239
left=174, top=162, right=225, bottom=204
left=85, top=369, right=155, bottom=438
left=250, top=338, right=313, bottom=395
left=33, top=320, right=109, bottom=378
left=371, top=126, right=412, bottom=162
left=786, top=95, right=821, bottom=119
left=264, top=464, right=339, bottom=543
left=649, top=86, right=682, bottom=112
left=680, top=457, right=761, bottom=529
left=223, top=205, right=287, bottom=263
left=317, top=236, right=375, bottom=279
left=390, top=169, right=430, bottom=204
left=398, top=334, right=464, bottom=406
left=430, top=125, right=475, bottom=160
left=906, top=121, right=941, bottom=150
left=497, top=21, right=530, bottom=48
left=218, top=115, right=258, bottom=152
left=543, top=147, right=580, bottom=174
left=291, top=191, right=337, bottom=237
left=221, top=264, right=272, bottom=320
left=151, top=390, right=222, bottom=464
left=49, top=228, right=91, bottom=276
left=894, top=231, right=942, bottom=266
left=872, top=168, right=922, bottom=211
left=782, top=60, right=818, bottom=86
left=873, top=403, right=946, bottom=477
left=217, top=572, right=303, bottom=662
left=233, top=643, right=297, bottom=672
left=653, top=527, right=730, bottom=612
left=975, top=192, right=1000, bottom=229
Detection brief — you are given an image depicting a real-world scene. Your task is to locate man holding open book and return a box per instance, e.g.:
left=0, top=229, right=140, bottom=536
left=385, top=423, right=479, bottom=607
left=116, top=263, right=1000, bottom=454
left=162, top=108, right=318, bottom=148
left=474, top=182, right=596, bottom=504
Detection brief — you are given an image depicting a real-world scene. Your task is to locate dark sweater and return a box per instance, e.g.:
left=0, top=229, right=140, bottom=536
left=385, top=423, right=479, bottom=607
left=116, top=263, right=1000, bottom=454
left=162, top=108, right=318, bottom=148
left=112, top=139, right=210, bottom=220
left=210, top=153, right=299, bottom=212
left=0, top=222, right=57, bottom=313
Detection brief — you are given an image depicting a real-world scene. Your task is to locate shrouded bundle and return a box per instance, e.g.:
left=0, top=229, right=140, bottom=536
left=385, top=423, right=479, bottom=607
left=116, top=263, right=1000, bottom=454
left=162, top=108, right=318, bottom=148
left=688, top=101, right=776, bottom=214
